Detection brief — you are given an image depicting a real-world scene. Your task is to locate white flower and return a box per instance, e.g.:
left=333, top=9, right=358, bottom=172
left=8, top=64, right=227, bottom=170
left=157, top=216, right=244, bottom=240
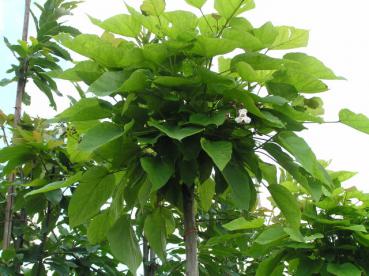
left=235, top=108, right=251, bottom=124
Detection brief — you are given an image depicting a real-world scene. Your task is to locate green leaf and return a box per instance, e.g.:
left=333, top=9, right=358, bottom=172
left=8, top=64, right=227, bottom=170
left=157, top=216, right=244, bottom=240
left=89, top=14, right=141, bottom=37
left=268, top=184, right=301, bottom=229
left=154, top=76, right=200, bottom=87
left=266, top=82, right=298, bottom=100
left=284, top=53, right=343, bottom=80
left=191, top=36, right=238, bottom=57
left=140, top=0, right=165, bottom=16
left=232, top=52, right=284, bottom=70
left=87, top=212, right=112, bottom=244
left=337, top=225, right=367, bottom=233
left=88, top=71, right=126, bottom=96
left=259, top=162, right=277, bottom=185
left=68, top=167, right=116, bottom=227
left=272, top=69, right=328, bottom=93
left=330, top=170, right=357, bottom=183
left=164, top=11, right=198, bottom=40
left=120, top=69, right=150, bottom=92
left=222, top=162, right=252, bottom=210
left=277, top=132, right=332, bottom=188
left=78, top=122, right=124, bottom=153
left=185, top=0, right=207, bottom=9
left=56, top=33, right=143, bottom=68
left=339, top=108, right=369, bottom=135
left=198, top=179, right=216, bottom=212
left=189, top=110, right=227, bottom=127
left=54, top=98, right=112, bottom=122
left=236, top=62, right=275, bottom=83
left=214, top=0, right=255, bottom=19
left=144, top=209, right=167, bottom=262
left=271, top=26, right=309, bottom=50
left=223, top=217, right=264, bottom=231
left=48, top=60, right=103, bottom=84
left=255, top=225, right=288, bottom=245
left=0, top=78, right=15, bottom=87
left=140, top=157, right=173, bottom=191
left=327, top=263, right=362, bottom=276
left=0, top=144, right=33, bottom=163
left=25, top=172, right=82, bottom=197
left=148, top=120, right=203, bottom=141
left=253, top=22, right=278, bottom=48
left=223, top=28, right=263, bottom=52
left=256, top=251, right=284, bottom=276
left=200, top=138, right=232, bottom=171
left=107, top=216, right=142, bottom=274
left=1, top=246, right=16, bottom=262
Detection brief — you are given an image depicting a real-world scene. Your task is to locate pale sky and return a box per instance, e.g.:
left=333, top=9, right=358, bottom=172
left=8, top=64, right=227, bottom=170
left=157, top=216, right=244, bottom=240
left=2, top=0, right=369, bottom=191
left=0, top=1, right=4, bottom=33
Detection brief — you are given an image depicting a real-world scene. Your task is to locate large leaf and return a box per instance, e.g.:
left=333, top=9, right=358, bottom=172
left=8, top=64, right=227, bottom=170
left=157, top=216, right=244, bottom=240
left=268, top=184, right=301, bottom=229
left=189, top=111, right=227, bottom=127
left=154, top=76, right=200, bottom=87
left=68, top=167, right=116, bottom=227
left=164, top=11, right=198, bottom=40
left=140, top=157, right=173, bottom=191
left=88, top=71, right=126, bottom=96
left=49, top=60, right=103, bottom=84
left=232, top=52, right=284, bottom=70
left=144, top=209, right=167, bottom=262
left=87, top=212, right=112, bottom=244
left=277, top=132, right=332, bottom=188
left=223, top=28, right=263, bottom=51
left=236, top=61, right=275, bottom=83
left=256, top=251, right=285, bottom=276
left=185, top=0, right=207, bottom=9
left=284, top=53, right=343, bottom=80
left=25, top=172, right=82, bottom=197
left=107, top=216, right=142, bottom=274
left=89, top=14, right=141, bottom=37
left=222, top=162, right=253, bottom=210
left=140, top=0, right=165, bottom=16
left=270, top=26, right=309, bottom=50
left=191, top=36, right=238, bottom=57
left=272, top=69, right=328, bottom=93
left=253, top=22, right=278, bottom=48
left=0, top=144, right=34, bottom=163
left=198, top=179, right=216, bottom=212
left=120, top=69, right=150, bottom=93
left=78, top=122, right=124, bottom=153
left=56, top=33, right=143, bottom=68
left=327, top=263, right=362, bottom=276
left=54, top=98, right=112, bottom=122
left=214, top=0, right=255, bottom=19
left=200, top=138, right=232, bottom=171
left=339, top=108, right=369, bottom=135
left=223, top=217, right=264, bottom=231
left=148, top=120, right=203, bottom=141
left=255, top=225, right=288, bottom=245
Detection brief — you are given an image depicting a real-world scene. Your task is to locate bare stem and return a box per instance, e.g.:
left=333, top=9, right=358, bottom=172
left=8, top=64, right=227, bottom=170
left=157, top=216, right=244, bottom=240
left=3, top=0, right=32, bottom=250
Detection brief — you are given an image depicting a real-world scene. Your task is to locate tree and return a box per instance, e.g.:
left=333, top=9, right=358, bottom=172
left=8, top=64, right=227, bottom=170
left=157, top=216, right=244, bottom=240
left=47, top=0, right=347, bottom=274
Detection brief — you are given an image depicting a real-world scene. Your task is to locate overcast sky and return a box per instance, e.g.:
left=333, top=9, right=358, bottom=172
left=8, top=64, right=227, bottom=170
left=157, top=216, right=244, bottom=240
left=1, top=0, right=369, bottom=190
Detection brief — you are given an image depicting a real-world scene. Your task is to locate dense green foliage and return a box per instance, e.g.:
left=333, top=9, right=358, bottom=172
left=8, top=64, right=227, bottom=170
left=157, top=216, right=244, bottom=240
left=1, top=0, right=369, bottom=275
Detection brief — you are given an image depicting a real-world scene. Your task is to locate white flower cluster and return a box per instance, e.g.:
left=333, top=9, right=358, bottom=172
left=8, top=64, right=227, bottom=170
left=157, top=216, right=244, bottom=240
left=235, top=108, right=251, bottom=124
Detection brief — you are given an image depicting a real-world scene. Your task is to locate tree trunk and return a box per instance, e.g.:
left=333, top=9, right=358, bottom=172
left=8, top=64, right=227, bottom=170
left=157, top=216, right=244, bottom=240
left=143, top=237, right=156, bottom=276
left=182, top=185, right=199, bottom=276
left=2, top=0, right=31, bottom=250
